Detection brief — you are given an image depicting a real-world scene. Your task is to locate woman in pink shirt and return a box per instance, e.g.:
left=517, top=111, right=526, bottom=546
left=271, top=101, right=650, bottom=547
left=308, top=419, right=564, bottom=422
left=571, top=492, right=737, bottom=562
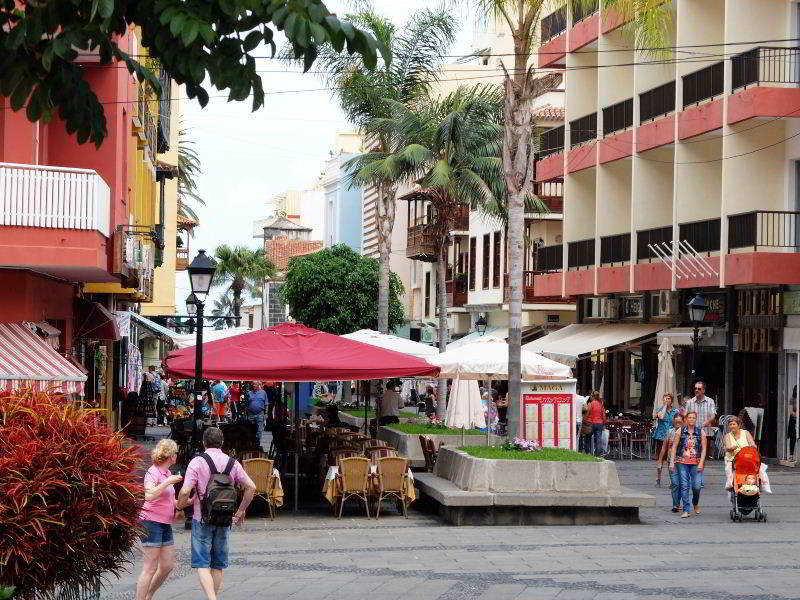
left=136, top=439, right=183, bottom=600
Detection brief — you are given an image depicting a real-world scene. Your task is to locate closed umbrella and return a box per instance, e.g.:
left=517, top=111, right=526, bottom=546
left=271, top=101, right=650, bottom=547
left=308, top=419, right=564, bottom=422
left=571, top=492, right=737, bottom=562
left=444, top=377, right=484, bottom=430
left=652, top=337, right=676, bottom=418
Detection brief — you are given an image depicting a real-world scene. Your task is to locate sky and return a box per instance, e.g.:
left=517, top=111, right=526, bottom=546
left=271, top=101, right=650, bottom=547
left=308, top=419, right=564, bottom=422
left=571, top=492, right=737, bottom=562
left=176, top=1, right=474, bottom=305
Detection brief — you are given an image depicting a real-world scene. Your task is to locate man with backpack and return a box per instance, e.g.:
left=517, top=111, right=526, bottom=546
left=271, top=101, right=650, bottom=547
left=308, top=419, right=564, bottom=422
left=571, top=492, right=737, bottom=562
left=178, top=427, right=256, bottom=600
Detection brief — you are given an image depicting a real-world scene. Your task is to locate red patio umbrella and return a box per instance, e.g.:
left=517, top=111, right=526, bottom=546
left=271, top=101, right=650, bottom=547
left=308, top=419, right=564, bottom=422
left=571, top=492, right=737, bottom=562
left=164, top=322, right=439, bottom=381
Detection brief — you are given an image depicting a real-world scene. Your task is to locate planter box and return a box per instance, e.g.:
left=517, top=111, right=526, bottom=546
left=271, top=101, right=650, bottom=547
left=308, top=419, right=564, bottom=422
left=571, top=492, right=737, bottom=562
left=378, top=427, right=504, bottom=468
left=415, top=447, right=655, bottom=525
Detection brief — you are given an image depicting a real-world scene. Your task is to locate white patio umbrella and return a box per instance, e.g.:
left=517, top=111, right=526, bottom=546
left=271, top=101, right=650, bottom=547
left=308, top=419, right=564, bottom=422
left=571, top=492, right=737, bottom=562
left=652, top=337, right=676, bottom=418
left=444, top=377, right=484, bottom=429
left=428, top=336, right=573, bottom=381
left=171, top=326, right=253, bottom=349
left=341, top=329, right=440, bottom=360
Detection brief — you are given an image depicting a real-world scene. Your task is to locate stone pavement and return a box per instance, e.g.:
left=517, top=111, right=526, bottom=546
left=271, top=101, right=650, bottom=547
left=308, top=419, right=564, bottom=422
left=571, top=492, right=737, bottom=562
left=102, top=457, right=800, bottom=600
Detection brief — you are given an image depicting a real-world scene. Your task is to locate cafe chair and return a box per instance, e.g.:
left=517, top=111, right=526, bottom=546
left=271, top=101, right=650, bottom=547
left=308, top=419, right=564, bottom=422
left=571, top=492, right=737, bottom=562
left=419, top=435, right=439, bottom=472
left=243, top=458, right=278, bottom=521
left=336, top=457, right=372, bottom=519
left=375, top=456, right=409, bottom=519
left=367, top=447, right=398, bottom=462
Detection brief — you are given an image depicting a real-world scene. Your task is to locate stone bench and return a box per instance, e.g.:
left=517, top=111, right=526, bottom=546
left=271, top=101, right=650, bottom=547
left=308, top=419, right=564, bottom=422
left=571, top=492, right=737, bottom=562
left=413, top=447, right=655, bottom=525
left=378, top=427, right=504, bottom=468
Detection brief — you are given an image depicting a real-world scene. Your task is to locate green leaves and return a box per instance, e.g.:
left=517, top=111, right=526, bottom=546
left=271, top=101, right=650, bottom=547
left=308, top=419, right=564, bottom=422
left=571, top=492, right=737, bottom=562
left=0, top=0, right=380, bottom=145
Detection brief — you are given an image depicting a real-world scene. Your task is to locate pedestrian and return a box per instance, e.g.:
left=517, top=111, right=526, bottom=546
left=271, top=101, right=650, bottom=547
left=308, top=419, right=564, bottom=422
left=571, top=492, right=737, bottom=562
left=683, top=381, right=717, bottom=439
left=585, top=391, right=606, bottom=456
left=653, top=393, right=679, bottom=485
left=786, top=399, right=798, bottom=464
left=210, top=380, right=229, bottom=422
left=177, top=427, right=256, bottom=600
left=656, top=413, right=684, bottom=511
left=228, top=382, right=243, bottom=420
left=247, top=381, right=267, bottom=449
left=377, top=379, right=402, bottom=425
left=136, top=439, right=182, bottom=600
left=424, top=385, right=437, bottom=417
left=723, top=416, right=756, bottom=490
left=669, top=411, right=707, bottom=519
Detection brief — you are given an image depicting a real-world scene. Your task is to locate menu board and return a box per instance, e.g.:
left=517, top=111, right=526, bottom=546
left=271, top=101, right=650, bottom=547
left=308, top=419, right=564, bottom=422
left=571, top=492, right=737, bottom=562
left=522, top=393, right=575, bottom=449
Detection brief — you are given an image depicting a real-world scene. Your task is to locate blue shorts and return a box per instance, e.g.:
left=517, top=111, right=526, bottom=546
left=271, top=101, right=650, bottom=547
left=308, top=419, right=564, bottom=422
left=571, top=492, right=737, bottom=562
left=140, top=520, right=174, bottom=548
left=191, top=520, right=230, bottom=569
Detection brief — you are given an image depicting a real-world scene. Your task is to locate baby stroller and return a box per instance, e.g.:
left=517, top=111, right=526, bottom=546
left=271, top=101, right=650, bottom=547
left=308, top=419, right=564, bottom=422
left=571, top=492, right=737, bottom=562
left=730, top=446, right=766, bottom=522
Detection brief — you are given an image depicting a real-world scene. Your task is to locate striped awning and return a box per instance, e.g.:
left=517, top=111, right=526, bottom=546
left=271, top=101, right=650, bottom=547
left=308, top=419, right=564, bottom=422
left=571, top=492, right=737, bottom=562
left=0, top=323, right=87, bottom=395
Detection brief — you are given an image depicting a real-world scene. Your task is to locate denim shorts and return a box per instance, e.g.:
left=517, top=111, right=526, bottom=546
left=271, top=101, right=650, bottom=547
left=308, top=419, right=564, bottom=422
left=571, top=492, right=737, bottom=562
left=140, top=520, right=174, bottom=548
left=191, top=520, right=230, bottom=569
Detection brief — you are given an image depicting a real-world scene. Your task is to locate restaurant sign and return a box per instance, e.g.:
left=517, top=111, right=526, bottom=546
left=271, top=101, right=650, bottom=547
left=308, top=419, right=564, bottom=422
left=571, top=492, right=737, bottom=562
left=702, top=292, right=726, bottom=325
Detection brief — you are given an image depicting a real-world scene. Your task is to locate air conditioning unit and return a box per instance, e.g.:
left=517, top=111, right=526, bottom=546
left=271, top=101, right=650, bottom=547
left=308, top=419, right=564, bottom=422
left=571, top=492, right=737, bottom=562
left=601, top=297, right=619, bottom=320
left=652, top=290, right=680, bottom=318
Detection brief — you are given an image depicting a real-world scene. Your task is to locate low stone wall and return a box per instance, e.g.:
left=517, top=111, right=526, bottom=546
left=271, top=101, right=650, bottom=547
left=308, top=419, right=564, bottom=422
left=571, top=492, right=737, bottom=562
left=434, top=447, right=621, bottom=493
left=378, top=427, right=504, bottom=467
left=339, top=412, right=366, bottom=429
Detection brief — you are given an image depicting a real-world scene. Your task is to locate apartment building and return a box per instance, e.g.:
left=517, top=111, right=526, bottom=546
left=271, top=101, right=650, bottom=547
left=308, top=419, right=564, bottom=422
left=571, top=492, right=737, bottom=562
left=530, top=0, right=800, bottom=457
left=0, top=29, right=177, bottom=421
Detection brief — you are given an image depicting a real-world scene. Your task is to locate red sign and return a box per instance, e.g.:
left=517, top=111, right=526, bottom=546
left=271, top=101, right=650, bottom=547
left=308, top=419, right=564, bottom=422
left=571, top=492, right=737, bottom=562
left=521, top=393, right=575, bottom=449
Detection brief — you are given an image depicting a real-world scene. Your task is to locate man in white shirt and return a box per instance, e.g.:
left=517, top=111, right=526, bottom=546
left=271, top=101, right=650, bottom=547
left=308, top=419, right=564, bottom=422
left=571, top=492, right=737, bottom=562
left=684, top=381, right=717, bottom=438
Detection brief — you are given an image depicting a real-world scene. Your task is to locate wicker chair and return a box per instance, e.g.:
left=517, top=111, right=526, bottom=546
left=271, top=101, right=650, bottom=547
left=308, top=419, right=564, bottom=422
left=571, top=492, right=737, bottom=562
left=367, top=447, right=398, bottom=462
left=375, top=456, right=409, bottom=518
left=336, top=457, right=371, bottom=518
left=239, top=450, right=269, bottom=461
left=419, top=435, right=438, bottom=472
left=242, top=458, right=278, bottom=521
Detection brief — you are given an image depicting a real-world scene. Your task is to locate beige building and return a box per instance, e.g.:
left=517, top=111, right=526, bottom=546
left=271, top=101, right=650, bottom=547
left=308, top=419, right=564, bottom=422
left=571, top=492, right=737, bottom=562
left=532, top=0, right=800, bottom=458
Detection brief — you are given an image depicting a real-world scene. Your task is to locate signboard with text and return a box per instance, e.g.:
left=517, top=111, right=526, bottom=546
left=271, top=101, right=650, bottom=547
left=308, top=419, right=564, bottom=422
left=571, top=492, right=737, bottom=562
left=521, top=393, right=575, bottom=449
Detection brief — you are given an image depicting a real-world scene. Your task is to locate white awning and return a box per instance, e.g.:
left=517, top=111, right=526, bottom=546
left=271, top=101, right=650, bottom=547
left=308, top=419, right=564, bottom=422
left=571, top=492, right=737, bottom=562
left=657, top=327, right=725, bottom=347
left=447, top=326, right=508, bottom=349
left=523, top=323, right=667, bottom=366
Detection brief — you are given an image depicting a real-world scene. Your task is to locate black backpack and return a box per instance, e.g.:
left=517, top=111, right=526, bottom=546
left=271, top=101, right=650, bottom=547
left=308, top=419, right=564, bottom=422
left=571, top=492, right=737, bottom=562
left=199, top=453, right=239, bottom=526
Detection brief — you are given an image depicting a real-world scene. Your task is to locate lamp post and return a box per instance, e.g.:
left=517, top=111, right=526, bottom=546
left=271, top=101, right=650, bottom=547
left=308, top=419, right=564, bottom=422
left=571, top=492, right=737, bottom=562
left=687, top=293, right=708, bottom=395
left=187, top=250, right=217, bottom=439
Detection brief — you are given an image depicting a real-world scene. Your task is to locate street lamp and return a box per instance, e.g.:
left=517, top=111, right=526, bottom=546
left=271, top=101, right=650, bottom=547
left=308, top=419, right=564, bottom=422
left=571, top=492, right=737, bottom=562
left=475, top=314, right=488, bottom=335
left=187, top=250, right=217, bottom=441
left=687, top=293, right=708, bottom=394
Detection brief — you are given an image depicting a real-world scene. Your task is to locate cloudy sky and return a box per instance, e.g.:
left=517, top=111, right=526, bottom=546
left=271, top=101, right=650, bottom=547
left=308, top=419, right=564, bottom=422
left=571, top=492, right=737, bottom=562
left=177, top=1, right=475, bottom=303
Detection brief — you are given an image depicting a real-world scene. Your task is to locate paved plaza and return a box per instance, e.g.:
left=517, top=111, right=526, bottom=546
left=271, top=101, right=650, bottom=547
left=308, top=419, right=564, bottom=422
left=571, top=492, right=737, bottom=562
left=100, top=458, right=800, bottom=600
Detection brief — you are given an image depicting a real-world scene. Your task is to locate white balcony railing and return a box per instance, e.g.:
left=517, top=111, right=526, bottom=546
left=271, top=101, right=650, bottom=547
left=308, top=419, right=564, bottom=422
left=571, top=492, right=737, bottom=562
left=0, top=162, right=111, bottom=237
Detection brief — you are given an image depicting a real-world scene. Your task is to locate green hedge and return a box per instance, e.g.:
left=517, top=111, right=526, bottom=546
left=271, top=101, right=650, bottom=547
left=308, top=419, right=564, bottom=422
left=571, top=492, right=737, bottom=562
left=459, top=446, right=599, bottom=462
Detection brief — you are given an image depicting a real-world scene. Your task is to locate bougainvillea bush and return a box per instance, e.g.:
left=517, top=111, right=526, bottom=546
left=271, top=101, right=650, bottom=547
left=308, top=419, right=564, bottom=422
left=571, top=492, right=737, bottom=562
left=0, top=389, right=143, bottom=599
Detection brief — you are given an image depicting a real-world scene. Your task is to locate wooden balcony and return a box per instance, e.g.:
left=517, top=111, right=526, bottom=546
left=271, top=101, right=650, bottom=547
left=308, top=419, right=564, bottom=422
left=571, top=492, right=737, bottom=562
left=504, top=271, right=572, bottom=304
left=407, top=224, right=439, bottom=262
left=446, top=277, right=468, bottom=308
left=451, top=204, right=469, bottom=231
left=176, top=247, right=189, bottom=271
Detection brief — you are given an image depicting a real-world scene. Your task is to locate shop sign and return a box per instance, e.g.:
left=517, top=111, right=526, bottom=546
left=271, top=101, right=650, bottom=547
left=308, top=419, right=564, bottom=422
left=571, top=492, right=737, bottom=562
left=547, top=314, right=560, bottom=323
left=521, top=393, right=574, bottom=449
left=784, top=291, right=800, bottom=315
left=620, top=295, right=644, bottom=320
left=703, top=293, right=726, bottom=324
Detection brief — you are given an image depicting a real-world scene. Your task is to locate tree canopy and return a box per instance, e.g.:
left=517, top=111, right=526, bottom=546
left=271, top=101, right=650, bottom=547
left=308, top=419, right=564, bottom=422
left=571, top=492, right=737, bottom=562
left=0, top=0, right=382, bottom=146
left=282, top=244, right=405, bottom=335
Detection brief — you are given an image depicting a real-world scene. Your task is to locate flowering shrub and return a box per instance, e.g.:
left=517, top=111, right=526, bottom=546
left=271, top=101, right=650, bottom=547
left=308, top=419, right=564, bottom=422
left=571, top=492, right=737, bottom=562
left=427, top=414, right=447, bottom=429
left=0, top=389, right=144, bottom=599
left=501, top=437, right=541, bottom=452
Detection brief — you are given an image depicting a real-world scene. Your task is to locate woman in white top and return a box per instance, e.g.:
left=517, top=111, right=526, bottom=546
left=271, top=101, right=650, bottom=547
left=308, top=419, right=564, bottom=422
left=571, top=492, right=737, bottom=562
left=723, top=416, right=756, bottom=490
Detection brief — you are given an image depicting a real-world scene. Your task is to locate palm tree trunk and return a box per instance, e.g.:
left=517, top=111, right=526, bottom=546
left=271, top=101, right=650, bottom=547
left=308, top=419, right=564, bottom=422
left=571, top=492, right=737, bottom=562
left=375, top=183, right=397, bottom=334
left=504, top=33, right=537, bottom=440
left=436, top=242, right=449, bottom=420
left=232, top=288, right=243, bottom=328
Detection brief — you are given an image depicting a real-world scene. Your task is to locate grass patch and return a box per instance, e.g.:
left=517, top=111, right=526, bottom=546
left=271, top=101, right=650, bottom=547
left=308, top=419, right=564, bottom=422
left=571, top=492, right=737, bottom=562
left=388, top=423, right=485, bottom=436
left=459, top=446, right=600, bottom=462
left=342, top=409, right=421, bottom=419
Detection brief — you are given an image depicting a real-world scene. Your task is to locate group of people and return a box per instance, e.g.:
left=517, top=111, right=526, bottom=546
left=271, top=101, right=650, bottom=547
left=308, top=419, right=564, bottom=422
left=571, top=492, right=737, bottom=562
left=136, top=428, right=256, bottom=600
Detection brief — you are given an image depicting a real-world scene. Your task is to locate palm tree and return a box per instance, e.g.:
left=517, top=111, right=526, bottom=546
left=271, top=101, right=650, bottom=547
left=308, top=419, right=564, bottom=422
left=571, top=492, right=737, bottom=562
left=366, top=85, right=506, bottom=417
left=316, top=7, right=457, bottom=333
left=601, top=0, right=672, bottom=51
left=210, top=293, right=235, bottom=330
left=468, top=0, right=668, bottom=439
left=176, top=126, right=204, bottom=224
left=212, top=245, right=276, bottom=327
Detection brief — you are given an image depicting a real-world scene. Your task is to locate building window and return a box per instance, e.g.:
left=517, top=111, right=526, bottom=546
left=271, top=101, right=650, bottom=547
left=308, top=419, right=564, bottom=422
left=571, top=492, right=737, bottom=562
left=482, top=234, right=490, bottom=289
left=424, top=272, right=431, bottom=317
left=469, top=237, right=476, bottom=291
left=248, top=314, right=254, bottom=329
left=492, top=231, right=502, bottom=288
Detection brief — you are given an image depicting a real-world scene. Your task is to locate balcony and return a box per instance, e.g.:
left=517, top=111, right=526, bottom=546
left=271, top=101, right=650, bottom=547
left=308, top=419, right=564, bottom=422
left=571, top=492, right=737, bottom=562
left=678, top=218, right=720, bottom=254
left=504, top=271, right=570, bottom=304
left=729, top=47, right=800, bottom=125
left=636, top=226, right=673, bottom=262
left=568, top=238, right=595, bottom=269
left=406, top=223, right=439, bottom=262
left=679, top=63, right=724, bottom=139
left=0, top=162, right=113, bottom=281
left=600, top=98, right=633, bottom=163
left=113, top=225, right=156, bottom=300
left=570, top=113, right=597, bottom=147
left=446, top=276, right=468, bottom=308
left=726, top=210, right=800, bottom=286
left=682, top=62, right=724, bottom=108
left=600, top=233, right=631, bottom=265
left=568, top=0, right=599, bottom=52
left=176, top=246, right=189, bottom=271
left=539, top=7, right=567, bottom=67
